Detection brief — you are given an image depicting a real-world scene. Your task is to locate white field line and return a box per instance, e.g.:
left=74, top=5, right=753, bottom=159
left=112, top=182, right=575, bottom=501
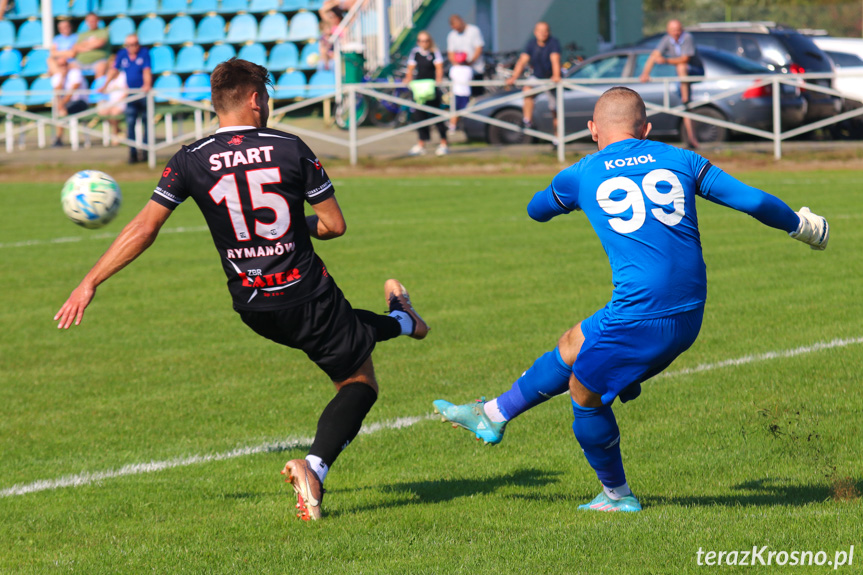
left=0, top=226, right=209, bottom=250
left=2, top=337, right=861, bottom=498
left=0, top=415, right=432, bottom=498
left=657, top=336, right=863, bottom=379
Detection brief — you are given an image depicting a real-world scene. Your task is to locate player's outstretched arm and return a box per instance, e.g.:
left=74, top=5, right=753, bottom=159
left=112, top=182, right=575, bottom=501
left=307, top=196, right=346, bottom=240
left=54, top=200, right=173, bottom=329
left=700, top=169, right=829, bottom=250
left=527, top=185, right=573, bottom=222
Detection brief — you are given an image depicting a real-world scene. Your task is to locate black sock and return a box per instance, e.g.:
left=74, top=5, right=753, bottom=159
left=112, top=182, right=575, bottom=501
left=355, top=309, right=401, bottom=342
left=308, top=382, right=378, bottom=466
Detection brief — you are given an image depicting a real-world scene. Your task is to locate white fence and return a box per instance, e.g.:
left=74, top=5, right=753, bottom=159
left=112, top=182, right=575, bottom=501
left=2, top=73, right=863, bottom=167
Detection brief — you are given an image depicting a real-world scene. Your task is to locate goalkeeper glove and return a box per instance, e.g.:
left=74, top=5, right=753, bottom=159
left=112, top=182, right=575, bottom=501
left=789, top=207, right=829, bottom=250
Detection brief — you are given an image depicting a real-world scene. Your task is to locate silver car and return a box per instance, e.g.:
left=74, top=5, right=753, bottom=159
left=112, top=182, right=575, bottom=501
left=463, top=47, right=807, bottom=145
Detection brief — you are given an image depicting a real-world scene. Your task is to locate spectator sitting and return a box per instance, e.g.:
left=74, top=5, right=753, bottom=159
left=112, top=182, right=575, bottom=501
left=446, top=14, right=485, bottom=96
left=506, top=21, right=561, bottom=132
left=51, top=56, right=90, bottom=147
left=639, top=19, right=700, bottom=148
left=50, top=19, right=78, bottom=74
left=96, top=57, right=127, bottom=145
left=447, top=51, right=472, bottom=132
left=0, top=0, right=11, bottom=20
left=71, top=13, right=110, bottom=78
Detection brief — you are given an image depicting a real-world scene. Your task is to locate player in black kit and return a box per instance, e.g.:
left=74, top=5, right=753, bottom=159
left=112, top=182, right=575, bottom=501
left=54, top=58, right=429, bottom=521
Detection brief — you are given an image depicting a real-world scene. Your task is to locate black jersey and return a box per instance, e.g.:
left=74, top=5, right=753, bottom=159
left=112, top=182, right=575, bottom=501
left=151, top=126, right=335, bottom=311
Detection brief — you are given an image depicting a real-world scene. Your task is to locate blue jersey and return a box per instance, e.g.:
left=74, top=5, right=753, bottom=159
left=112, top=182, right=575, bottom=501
left=546, top=139, right=713, bottom=319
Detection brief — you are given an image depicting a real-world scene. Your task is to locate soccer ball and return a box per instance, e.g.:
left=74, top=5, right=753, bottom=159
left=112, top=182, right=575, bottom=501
left=61, top=170, right=122, bottom=229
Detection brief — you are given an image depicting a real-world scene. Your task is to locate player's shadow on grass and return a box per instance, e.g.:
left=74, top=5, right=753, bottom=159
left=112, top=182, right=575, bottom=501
left=646, top=477, right=862, bottom=508
left=328, top=467, right=563, bottom=517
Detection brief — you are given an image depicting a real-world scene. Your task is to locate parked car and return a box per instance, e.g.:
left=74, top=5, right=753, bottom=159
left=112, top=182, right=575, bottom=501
left=638, top=22, right=841, bottom=123
left=461, top=47, right=807, bottom=145
left=810, top=36, right=863, bottom=62
left=822, top=49, right=863, bottom=137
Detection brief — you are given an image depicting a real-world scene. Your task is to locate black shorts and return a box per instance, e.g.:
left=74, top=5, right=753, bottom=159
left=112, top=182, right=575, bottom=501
left=238, top=284, right=376, bottom=382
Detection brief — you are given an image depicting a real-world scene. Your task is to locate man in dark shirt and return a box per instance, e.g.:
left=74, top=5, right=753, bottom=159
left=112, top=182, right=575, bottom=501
left=54, top=58, right=430, bottom=522
left=507, top=21, right=561, bottom=131
left=100, top=34, right=152, bottom=163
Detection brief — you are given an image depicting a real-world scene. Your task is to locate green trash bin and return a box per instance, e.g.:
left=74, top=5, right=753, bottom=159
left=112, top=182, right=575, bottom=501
left=342, top=43, right=365, bottom=83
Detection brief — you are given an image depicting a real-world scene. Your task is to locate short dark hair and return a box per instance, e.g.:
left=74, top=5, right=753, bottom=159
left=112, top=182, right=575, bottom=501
left=210, top=58, right=272, bottom=115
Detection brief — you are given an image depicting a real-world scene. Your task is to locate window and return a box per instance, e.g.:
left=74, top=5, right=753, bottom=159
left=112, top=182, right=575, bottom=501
left=570, top=55, right=627, bottom=80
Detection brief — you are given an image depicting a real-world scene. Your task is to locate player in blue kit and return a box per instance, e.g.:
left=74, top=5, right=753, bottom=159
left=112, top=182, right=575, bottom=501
left=433, top=87, right=829, bottom=512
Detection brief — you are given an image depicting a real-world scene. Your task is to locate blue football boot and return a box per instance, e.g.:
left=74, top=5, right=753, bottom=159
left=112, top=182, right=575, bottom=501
left=432, top=398, right=506, bottom=445
left=578, top=491, right=642, bottom=512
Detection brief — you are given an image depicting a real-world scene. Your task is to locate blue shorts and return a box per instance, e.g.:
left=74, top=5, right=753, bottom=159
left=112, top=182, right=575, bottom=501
left=572, top=305, right=704, bottom=405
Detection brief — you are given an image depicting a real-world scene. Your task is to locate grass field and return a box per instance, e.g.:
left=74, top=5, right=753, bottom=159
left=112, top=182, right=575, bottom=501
left=1, top=166, right=861, bottom=573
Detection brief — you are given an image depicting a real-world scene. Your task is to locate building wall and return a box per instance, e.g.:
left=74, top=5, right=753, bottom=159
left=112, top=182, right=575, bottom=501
left=421, top=0, right=642, bottom=57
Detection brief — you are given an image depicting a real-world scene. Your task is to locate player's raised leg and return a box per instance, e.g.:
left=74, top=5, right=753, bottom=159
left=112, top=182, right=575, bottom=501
left=433, top=325, right=582, bottom=445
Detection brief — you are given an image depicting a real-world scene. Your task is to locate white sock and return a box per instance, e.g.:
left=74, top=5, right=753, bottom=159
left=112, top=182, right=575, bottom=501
left=483, top=398, right=507, bottom=423
left=305, top=455, right=329, bottom=484
left=604, top=482, right=631, bottom=500
left=389, top=310, right=414, bottom=336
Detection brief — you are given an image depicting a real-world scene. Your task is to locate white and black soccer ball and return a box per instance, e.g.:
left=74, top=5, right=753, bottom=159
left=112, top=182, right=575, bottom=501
left=61, top=170, right=122, bottom=229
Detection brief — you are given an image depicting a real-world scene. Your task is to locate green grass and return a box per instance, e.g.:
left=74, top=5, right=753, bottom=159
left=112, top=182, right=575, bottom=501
left=1, top=169, right=861, bottom=573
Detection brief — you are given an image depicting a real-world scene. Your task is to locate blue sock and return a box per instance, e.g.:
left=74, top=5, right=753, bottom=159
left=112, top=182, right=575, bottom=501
left=571, top=400, right=627, bottom=489
left=496, top=348, right=572, bottom=421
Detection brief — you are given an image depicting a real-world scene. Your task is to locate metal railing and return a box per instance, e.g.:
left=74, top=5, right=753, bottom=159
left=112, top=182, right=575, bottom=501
left=3, top=72, right=863, bottom=167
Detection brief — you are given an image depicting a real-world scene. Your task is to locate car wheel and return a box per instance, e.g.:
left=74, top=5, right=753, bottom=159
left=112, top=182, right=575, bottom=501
left=687, top=107, right=727, bottom=144
left=488, top=108, right=528, bottom=145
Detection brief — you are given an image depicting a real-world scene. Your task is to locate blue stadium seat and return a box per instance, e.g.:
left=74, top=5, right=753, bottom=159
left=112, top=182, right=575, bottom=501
left=164, top=15, right=195, bottom=44
left=219, top=0, right=248, bottom=14
left=196, top=14, right=226, bottom=44
left=153, top=72, right=182, bottom=102
left=298, top=41, right=318, bottom=70
left=109, top=16, right=137, bottom=45
left=158, top=0, right=187, bottom=15
left=89, top=75, right=107, bottom=103
left=20, top=48, right=49, bottom=77
left=69, top=0, right=92, bottom=17
left=281, top=0, right=306, bottom=10
left=287, top=11, right=318, bottom=42
left=182, top=72, right=210, bottom=100
left=149, top=44, right=175, bottom=74
left=9, top=0, right=39, bottom=20
left=305, top=0, right=323, bottom=8
left=0, top=77, right=27, bottom=106
left=306, top=69, right=334, bottom=98
left=0, top=48, right=23, bottom=76
left=137, top=15, right=166, bottom=45
left=0, top=22, right=16, bottom=48
left=205, top=43, right=235, bottom=71
left=99, top=0, right=129, bottom=16
left=15, top=19, right=43, bottom=49
left=127, top=0, right=157, bottom=15
left=226, top=13, right=257, bottom=44
left=26, top=76, right=55, bottom=106
left=173, top=43, right=205, bottom=73
left=257, top=12, right=287, bottom=43
left=187, top=0, right=216, bottom=14
left=52, top=0, right=71, bottom=17
left=236, top=42, right=266, bottom=66
left=274, top=70, right=305, bottom=100
left=267, top=41, right=298, bottom=72
left=248, top=0, right=279, bottom=13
